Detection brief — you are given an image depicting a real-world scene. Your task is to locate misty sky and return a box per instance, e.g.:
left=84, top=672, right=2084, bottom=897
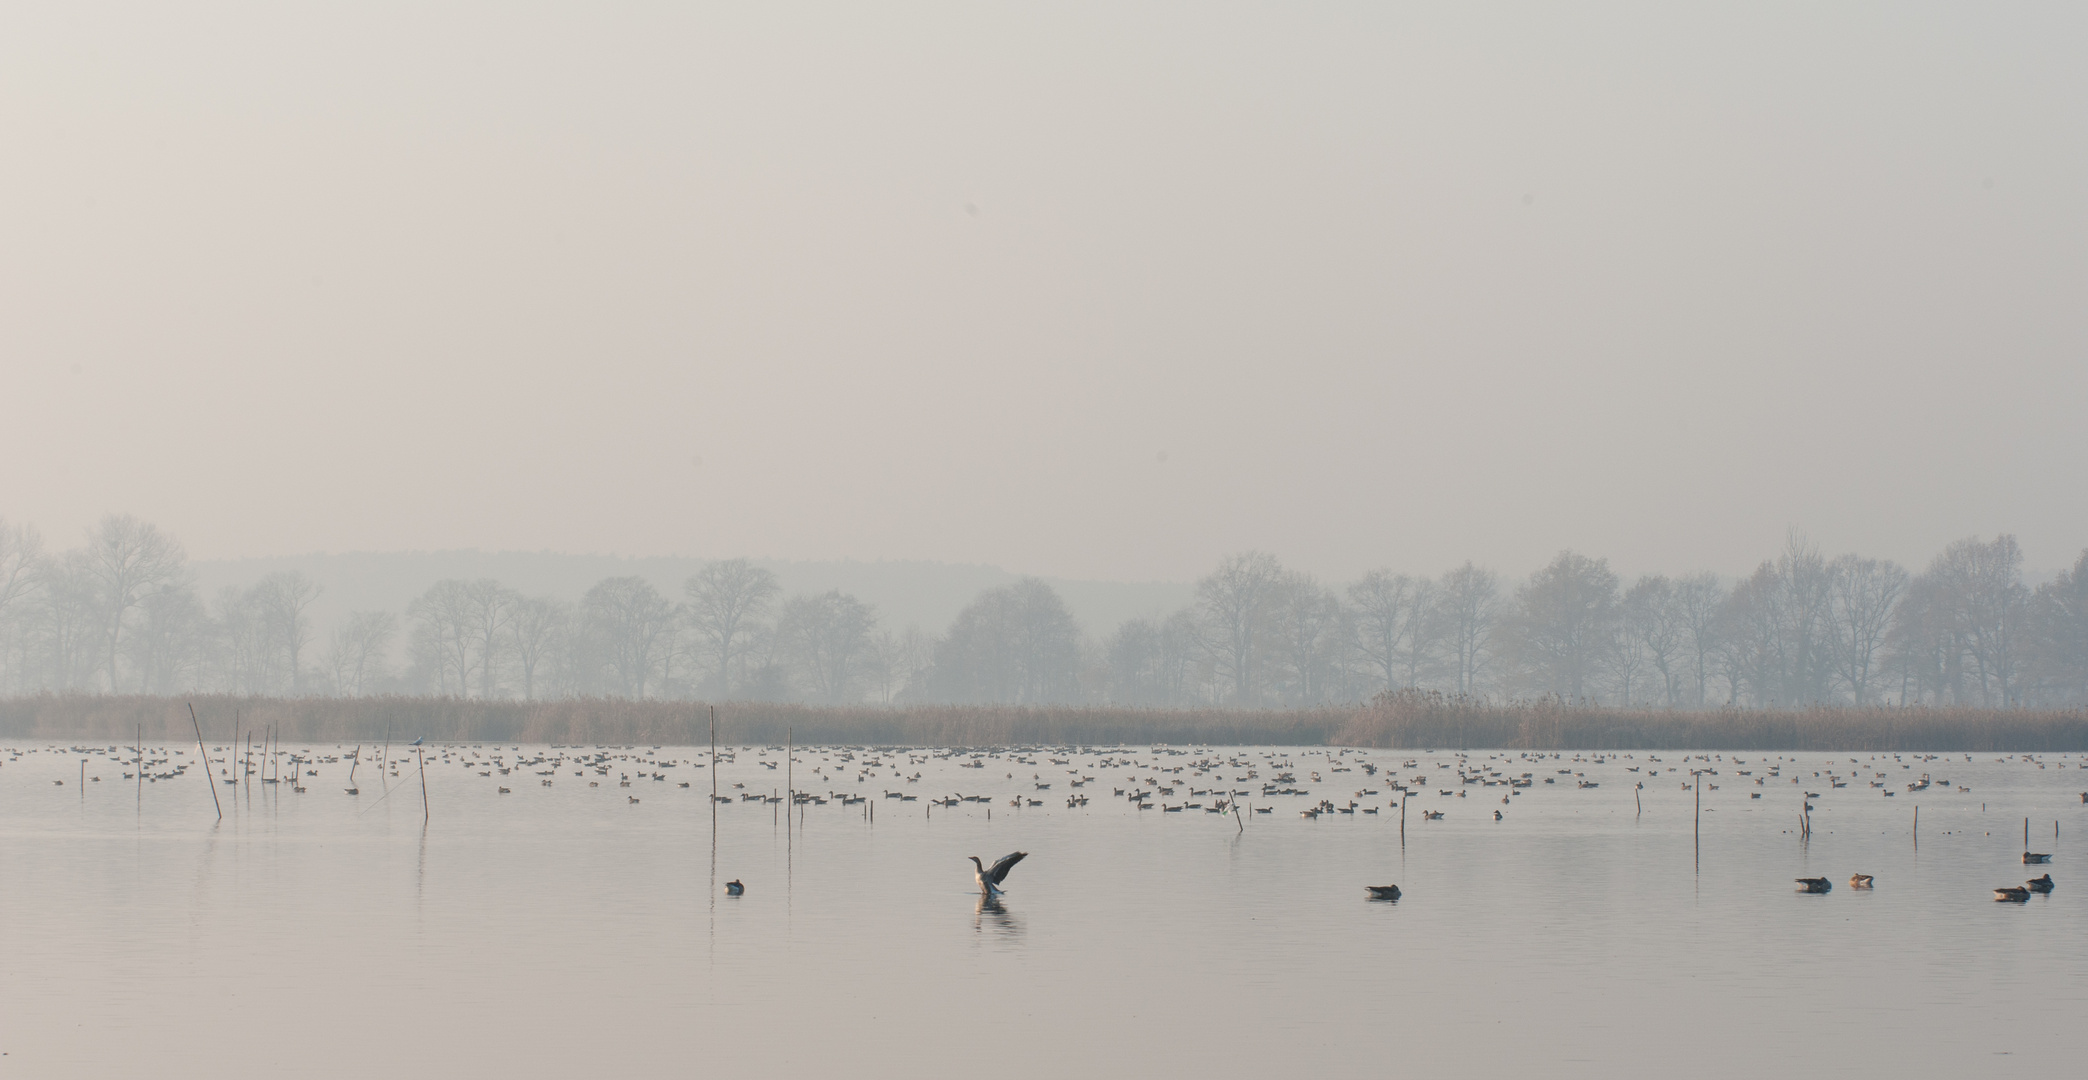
left=4, top=2, right=2083, bottom=583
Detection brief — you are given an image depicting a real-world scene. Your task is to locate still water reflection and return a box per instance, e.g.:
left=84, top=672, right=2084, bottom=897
left=1, top=741, right=2081, bottom=1077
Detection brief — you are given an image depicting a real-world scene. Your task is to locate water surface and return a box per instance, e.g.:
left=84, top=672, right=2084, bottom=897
left=2, top=742, right=2080, bottom=1077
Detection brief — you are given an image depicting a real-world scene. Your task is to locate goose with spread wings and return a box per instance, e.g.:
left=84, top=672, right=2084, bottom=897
left=969, top=851, right=1028, bottom=897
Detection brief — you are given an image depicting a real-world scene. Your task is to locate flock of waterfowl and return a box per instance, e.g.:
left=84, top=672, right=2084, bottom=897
left=3, top=740, right=2075, bottom=908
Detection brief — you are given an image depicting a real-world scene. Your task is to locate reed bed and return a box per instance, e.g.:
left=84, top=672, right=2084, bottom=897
left=0, top=694, right=1350, bottom=748
left=1335, top=689, right=2088, bottom=752
left=4, top=692, right=2085, bottom=751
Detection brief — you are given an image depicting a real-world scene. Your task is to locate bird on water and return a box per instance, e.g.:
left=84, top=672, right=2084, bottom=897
left=2025, top=874, right=2054, bottom=893
left=1994, top=886, right=2031, bottom=902
left=1795, top=877, right=1832, bottom=894
left=969, top=851, right=1028, bottom=897
left=1848, top=874, right=1874, bottom=889
left=1365, top=885, right=1401, bottom=901
left=2023, top=851, right=2052, bottom=864
left=725, top=879, right=744, bottom=896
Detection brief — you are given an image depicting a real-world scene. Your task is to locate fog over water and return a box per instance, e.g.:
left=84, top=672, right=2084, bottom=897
left=4, top=3, right=2085, bottom=582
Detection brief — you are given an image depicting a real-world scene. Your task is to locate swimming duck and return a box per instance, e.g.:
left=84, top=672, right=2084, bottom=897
left=1364, top=885, right=1401, bottom=901
left=1994, top=886, right=2031, bottom=902
left=1795, top=877, right=1832, bottom=894
left=1848, top=874, right=1874, bottom=889
left=2026, top=874, right=2054, bottom=893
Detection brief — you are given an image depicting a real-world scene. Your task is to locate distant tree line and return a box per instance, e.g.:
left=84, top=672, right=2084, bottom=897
left=1, top=514, right=2084, bottom=708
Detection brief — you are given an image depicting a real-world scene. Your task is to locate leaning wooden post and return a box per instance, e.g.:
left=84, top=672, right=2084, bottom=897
left=189, top=702, right=221, bottom=820
left=418, top=746, right=430, bottom=822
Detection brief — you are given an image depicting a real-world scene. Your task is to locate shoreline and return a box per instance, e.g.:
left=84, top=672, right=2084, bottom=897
left=4, top=693, right=2085, bottom=752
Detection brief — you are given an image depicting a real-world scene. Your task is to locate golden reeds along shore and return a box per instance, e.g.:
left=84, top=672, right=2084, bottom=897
left=4, top=692, right=2086, bottom=751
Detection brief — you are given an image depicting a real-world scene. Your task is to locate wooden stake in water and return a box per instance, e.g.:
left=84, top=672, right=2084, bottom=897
left=418, top=745, right=430, bottom=822
left=189, top=702, right=221, bottom=820
left=137, top=723, right=144, bottom=809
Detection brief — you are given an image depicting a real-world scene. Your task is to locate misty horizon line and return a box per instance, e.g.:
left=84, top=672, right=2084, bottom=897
left=94, top=537, right=2088, bottom=589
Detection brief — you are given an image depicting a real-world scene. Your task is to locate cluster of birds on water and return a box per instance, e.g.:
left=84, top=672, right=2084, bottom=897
left=1792, top=850, right=2058, bottom=902
left=9, top=740, right=2078, bottom=908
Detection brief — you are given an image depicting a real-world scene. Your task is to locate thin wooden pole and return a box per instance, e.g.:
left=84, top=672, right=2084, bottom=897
left=418, top=746, right=430, bottom=821
left=136, top=723, right=144, bottom=809
left=189, top=703, right=221, bottom=820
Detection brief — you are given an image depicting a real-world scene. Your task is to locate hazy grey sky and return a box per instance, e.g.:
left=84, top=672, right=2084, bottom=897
left=4, top=2, right=2082, bottom=582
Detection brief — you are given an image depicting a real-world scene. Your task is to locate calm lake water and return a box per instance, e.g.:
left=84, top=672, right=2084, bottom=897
left=2, top=740, right=2082, bottom=1078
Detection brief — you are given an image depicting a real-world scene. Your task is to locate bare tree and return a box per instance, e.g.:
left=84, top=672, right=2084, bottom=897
left=35, top=552, right=107, bottom=691
left=1925, top=535, right=2029, bottom=707
left=1348, top=570, right=1424, bottom=695
left=775, top=590, right=878, bottom=704
left=2027, top=549, right=2088, bottom=704
left=1671, top=572, right=1725, bottom=706
left=0, top=517, right=41, bottom=625
left=1826, top=554, right=1906, bottom=704
left=407, top=580, right=479, bottom=696
left=456, top=579, right=516, bottom=699
left=327, top=610, right=398, bottom=697
left=506, top=596, right=567, bottom=701
left=82, top=514, right=187, bottom=691
left=250, top=571, right=324, bottom=694
left=1510, top=551, right=1619, bottom=701
left=1436, top=563, right=1499, bottom=697
left=1105, top=617, right=1165, bottom=705
left=1618, top=576, right=1688, bottom=706
left=1267, top=572, right=1347, bottom=706
left=928, top=579, right=1083, bottom=704
left=125, top=584, right=207, bottom=693
left=1195, top=551, right=1283, bottom=706
left=684, top=559, right=781, bottom=699
left=1884, top=573, right=1955, bottom=705
left=582, top=576, right=676, bottom=698
left=0, top=518, right=45, bottom=693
